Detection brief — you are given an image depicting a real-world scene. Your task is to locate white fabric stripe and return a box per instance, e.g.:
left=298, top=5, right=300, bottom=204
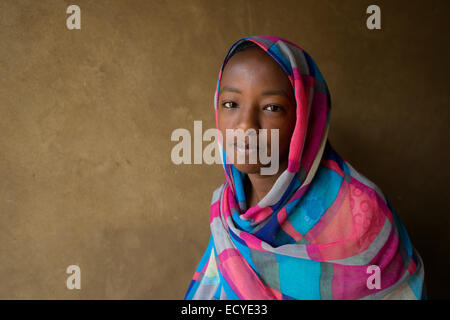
left=211, top=184, right=224, bottom=205
left=260, top=241, right=310, bottom=259
left=257, top=171, right=296, bottom=208
left=277, top=41, right=309, bottom=74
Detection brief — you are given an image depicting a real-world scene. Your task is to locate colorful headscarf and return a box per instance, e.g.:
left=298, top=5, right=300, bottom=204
left=185, top=36, right=425, bottom=300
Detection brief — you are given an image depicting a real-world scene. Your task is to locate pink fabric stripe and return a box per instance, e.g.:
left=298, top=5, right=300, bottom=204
left=241, top=204, right=261, bottom=220
left=192, top=271, right=201, bottom=281
left=288, top=67, right=309, bottom=165
left=408, top=260, right=417, bottom=275
left=258, top=35, right=282, bottom=43
left=242, top=206, right=273, bottom=223
left=350, top=177, right=393, bottom=223
left=305, top=178, right=387, bottom=260
left=290, top=184, right=309, bottom=202
left=287, top=159, right=300, bottom=172
left=209, top=200, right=221, bottom=223
left=332, top=226, right=406, bottom=299
left=239, top=231, right=270, bottom=252
left=217, top=248, right=276, bottom=299
left=306, top=244, right=322, bottom=260
left=301, top=74, right=315, bottom=87
left=221, top=186, right=234, bottom=220
left=300, top=91, right=328, bottom=173
left=253, top=206, right=273, bottom=223
left=246, top=38, right=270, bottom=51
left=321, top=159, right=345, bottom=178
left=305, top=179, right=350, bottom=243
left=287, top=74, right=295, bottom=87
left=278, top=207, right=303, bottom=241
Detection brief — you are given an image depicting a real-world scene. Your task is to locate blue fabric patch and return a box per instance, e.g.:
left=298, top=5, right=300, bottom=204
left=231, top=166, right=246, bottom=204
left=274, top=227, right=296, bottom=245
left=408, top=273, right=423, bottom=299
left=289, top=166, right=343, bottom=235
left=275, top=254, right=322, bottom=299
left=303, top=51, right=326, bottom=83
left=184, top=236, right=215, bottom=299
left=232, top=211, right=253, bottom=233
left=213, top=283, right=222, bottom=299
left=229, top=229, right=258, bottom=272
left=268, top=43, right=293, bottom=75
left=272, top=173, right=301, bottom=212
left=254, top=214, right=281, bottom=246
left=389, top=201, right=413, bottom=257
left=196, top=236, right=214, bottom=272
left=184, top=280, right=200, bottom=300
left=212, top=245, right=240, bottom=300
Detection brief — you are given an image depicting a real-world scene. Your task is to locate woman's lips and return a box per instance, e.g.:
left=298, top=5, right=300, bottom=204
left=230, top=143, right=259, bottom=155
left=236, top=145, right=257, bottom=155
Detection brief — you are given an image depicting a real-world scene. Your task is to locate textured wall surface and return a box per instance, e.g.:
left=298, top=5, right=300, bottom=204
left=0, top=0, right=449, bottom=299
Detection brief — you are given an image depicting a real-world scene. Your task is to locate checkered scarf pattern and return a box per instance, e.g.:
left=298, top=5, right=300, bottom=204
left=185, top=36, right=425, bottom=300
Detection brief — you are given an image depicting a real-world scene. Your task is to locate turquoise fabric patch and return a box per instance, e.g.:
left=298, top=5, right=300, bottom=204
left=288, top=166, right=343, bottom=235
left=276, top=254, right=322, bottom=299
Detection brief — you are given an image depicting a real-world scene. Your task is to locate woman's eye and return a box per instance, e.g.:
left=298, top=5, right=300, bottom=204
left=264, top=104, right=281, bottom=112
left=222, top=101, right=237, bottom=109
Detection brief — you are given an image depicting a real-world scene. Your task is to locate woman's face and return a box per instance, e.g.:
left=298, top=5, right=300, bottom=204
left=218, top=46, right=297, bottom=175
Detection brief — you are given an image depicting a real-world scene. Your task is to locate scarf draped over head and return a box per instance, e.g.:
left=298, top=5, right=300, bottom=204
left=185, top=36, right=425, bottom=300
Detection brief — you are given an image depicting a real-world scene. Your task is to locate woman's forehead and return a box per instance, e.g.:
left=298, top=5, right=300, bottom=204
left=220, top=48, right=292, bottom=90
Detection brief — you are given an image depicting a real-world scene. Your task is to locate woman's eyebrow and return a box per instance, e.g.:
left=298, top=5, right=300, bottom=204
left=221, top=86, right=241, bottom=94
left=261, top=89, right=289, bottom=98
left=221, top=87, right=289, bottom=98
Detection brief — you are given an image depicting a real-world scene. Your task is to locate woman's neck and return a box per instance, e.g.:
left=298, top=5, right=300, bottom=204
left=244, top=160, right=289, bottom=208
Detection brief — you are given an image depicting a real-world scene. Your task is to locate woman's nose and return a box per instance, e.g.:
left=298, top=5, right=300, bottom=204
left=236, top=104, right=260, bottom=132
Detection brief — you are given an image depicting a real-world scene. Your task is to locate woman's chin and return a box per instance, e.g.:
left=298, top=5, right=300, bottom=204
left=232, top=163, right=265, bottom=175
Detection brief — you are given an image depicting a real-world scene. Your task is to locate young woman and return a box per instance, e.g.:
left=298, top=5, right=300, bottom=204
left=185, top=36, right=425, bottom=300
